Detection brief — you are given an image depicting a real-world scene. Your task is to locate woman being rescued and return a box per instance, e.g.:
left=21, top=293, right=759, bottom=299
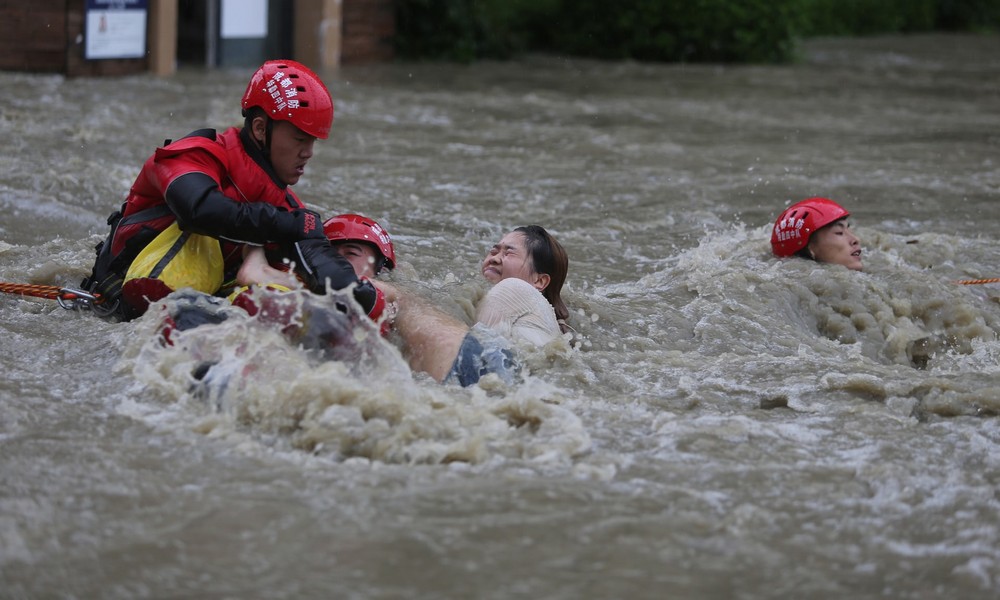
left=173, top=222, right=569, bottom=388
left=371, top=225, right=571, bottom=387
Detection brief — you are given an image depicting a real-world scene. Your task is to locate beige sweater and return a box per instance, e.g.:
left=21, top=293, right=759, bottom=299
left=475, top=278, right=561, bottom=346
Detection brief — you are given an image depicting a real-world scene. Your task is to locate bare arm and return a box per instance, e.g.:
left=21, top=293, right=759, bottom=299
left=373, top=281, right=468, bottom=382
left=236, top=246, right=300, bottom=288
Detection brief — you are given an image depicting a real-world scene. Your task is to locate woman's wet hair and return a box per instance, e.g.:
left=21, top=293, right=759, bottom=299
left=515, top=225, right=570, bottom=331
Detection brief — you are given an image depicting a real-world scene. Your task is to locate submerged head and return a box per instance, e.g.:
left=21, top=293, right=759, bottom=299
left=771, top=197, right=862, bottom=271
left=481, top=225, right=569, bottom=322
left=323, top=214, right=396, bottom=279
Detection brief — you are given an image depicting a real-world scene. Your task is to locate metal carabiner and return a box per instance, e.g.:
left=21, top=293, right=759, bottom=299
left=56, top=287, right=102, bottom=310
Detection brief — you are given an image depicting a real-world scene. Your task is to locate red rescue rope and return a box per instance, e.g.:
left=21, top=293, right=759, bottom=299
left=0, top=282, right=104, bottom=309
left=955, top=278, right=1000, bottom=286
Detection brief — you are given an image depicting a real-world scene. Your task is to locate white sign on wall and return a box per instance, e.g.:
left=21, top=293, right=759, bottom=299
left=221, top=0, right=269, bottom=39
left=85, top=0, right=147, bottom=60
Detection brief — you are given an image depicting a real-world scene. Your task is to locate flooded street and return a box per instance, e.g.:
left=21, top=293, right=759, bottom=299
left=2, top=34, right=1000, bottom=598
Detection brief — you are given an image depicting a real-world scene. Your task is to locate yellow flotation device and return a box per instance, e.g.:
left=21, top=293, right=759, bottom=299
left=122, top=222, right=225, bottom=313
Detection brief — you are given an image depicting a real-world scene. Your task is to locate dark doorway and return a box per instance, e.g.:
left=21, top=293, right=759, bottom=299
left=176, top=0, right=293, bottom=68
left=177, top=0, right=209, bottom=66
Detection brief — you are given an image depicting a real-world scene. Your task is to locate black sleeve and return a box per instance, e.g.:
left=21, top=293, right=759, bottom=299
left=164, top=172, right=318, bottom=244
left=165, top=173, right=378, bottom=312
left=291, top=237, right=380, bottom=314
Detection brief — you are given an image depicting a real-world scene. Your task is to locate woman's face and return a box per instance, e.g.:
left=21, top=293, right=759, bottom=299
left=481, top=231, right=547, bottom=290
left=808, top=219, right=863, bottom=271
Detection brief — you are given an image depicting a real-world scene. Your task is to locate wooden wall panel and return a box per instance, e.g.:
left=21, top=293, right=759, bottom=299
left=0, top=0, right=68, bottom=72
left=341, top=0, right=394, bottom=65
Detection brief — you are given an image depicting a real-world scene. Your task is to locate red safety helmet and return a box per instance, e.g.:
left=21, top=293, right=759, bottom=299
left=771, top=197, right=850, bottom=257
left=323, top=213, right=396, bottom=273
left=241, top=60, right=333, bottom=140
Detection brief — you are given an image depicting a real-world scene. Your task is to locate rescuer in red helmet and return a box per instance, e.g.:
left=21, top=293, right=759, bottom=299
left=228, top=213, right=396, bottom=331
left=771, top=197, right=863, bottom=271
left=81, top=60, right=384, bottom=323
left=322, top=213, right=397, bottom=278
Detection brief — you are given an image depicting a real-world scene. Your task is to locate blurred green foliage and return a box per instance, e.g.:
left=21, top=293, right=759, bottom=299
left=393, top=0, right=999, bottom=63
left=530, top=0, right=802, bottom=63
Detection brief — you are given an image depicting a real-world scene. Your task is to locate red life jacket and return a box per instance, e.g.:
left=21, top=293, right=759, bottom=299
left=82, top=127, right=303, bottom=320
left=113, top=127, right=303, bottom=269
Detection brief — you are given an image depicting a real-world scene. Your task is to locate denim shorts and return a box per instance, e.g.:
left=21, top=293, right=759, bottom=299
left=444, top=324, right=520, bottom=387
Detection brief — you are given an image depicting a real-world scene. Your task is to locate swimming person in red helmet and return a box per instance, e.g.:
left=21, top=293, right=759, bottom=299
left=321, top=213, right=397, bottom=280
left=231, top=213, right=396, bottom=336
left=81, top=60, right=384, bottom=323
left=235, top=213, right=396, bottom=289
left=771, top=197, right=863, bottom=271
left=157, top=213, right=397, bottom=366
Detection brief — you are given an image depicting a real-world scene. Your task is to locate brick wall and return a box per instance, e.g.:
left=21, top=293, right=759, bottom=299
left=0, top=0, right=146, bottom=76
left=341, top=0, right=394, bottom=64
left=0, top=0, right=391, bottom=75
left=0, top=0, right=68, bottom=72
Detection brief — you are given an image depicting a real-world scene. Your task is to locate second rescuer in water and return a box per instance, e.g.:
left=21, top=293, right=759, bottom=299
left=771, top=197, right=862, bottom=271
